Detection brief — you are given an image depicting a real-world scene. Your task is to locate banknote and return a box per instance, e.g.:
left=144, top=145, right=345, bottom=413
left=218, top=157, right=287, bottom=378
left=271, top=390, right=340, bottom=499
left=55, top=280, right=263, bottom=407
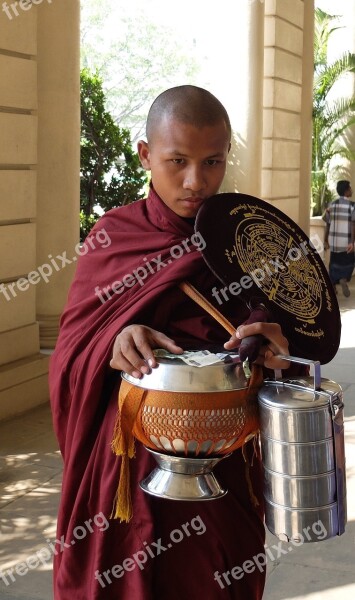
left=153, top=349, right=239, bottom=368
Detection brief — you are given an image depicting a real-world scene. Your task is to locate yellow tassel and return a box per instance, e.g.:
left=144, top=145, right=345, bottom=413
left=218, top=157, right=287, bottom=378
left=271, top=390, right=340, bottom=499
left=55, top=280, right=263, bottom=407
left=110, top=383, right=146, bottom=522
left=111, top=454, right=133, bottom=521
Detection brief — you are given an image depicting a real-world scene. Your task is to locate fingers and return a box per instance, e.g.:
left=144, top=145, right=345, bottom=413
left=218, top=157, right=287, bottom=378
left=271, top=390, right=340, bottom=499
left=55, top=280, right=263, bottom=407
left=224, top=321, right=290, bottom=370
left=110, top=325, right=183, bottom=378
left=110, top=331, right=148, bottom=378
left=262, top=347, right=290, bottom=370
left=110, top=353, right=142, bottom=379
left=152, top=331, right=184, bottom=357
left=224, top=335, right=241, bottom=350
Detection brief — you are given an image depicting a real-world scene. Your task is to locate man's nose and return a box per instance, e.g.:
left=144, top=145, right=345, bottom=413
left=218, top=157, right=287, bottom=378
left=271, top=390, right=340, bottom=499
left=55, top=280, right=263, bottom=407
left=183, top=166, right=205, bottom=192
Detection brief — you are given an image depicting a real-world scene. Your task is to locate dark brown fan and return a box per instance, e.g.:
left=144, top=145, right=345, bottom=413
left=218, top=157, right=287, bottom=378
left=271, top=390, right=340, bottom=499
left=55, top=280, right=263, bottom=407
left=195, top=192, right=340, bottom=364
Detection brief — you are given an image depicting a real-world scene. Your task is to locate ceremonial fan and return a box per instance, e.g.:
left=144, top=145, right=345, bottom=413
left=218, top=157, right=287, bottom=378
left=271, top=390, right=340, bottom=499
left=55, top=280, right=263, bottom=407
left=195, top=192, right=341, bottom=365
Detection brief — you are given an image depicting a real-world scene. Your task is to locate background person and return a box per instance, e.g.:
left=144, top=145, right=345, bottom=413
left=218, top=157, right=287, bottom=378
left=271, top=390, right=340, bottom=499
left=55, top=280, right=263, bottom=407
left=49, top=85, right=294, bottom=600
left=324, top=180, right=355, bottom=297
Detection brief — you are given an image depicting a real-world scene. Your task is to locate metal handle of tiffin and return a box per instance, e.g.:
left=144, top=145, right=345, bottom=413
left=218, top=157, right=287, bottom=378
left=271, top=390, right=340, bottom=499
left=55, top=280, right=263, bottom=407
left=270, top=354, right=346, bottom=537
left=274, top=355, right=321, bottom=391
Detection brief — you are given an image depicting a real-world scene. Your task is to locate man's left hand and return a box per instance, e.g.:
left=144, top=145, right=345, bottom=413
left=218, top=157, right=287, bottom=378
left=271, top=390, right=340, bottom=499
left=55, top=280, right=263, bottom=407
left=224, top=321, right=290, bottom=370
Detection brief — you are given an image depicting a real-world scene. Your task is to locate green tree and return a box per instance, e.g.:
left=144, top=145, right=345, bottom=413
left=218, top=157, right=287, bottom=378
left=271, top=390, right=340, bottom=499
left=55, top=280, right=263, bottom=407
left=80, top=69, right=147, bottom=239
left=312, top=8, right=355, bottom=215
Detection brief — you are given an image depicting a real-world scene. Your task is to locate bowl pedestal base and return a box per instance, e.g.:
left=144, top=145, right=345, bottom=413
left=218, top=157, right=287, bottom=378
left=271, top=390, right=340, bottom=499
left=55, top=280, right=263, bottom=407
left=139, top=446, right=230, bottom=501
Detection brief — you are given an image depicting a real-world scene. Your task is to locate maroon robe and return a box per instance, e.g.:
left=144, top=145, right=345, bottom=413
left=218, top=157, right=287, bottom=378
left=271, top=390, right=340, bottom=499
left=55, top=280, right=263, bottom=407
left=49, top=187, right=267, bottom=599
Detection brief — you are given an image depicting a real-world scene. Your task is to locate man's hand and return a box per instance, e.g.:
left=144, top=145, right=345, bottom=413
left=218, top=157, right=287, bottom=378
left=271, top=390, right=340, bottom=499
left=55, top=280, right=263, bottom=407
left=110, top=325, right=183, bottom=378
left=346, top=242, right=354, bottom=254
left=224, top=322, right=290, bottom=370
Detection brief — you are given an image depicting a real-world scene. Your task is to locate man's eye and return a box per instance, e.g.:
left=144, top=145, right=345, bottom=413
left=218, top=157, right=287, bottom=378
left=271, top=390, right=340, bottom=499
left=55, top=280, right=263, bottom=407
left=206, top=159, right=218, bottom=166
left=171, top=158, right=184, bottom=164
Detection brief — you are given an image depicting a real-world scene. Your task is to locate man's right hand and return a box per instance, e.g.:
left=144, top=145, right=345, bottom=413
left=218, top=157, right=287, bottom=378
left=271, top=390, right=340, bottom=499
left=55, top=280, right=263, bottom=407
left=110, top=325, right=183, bottom=378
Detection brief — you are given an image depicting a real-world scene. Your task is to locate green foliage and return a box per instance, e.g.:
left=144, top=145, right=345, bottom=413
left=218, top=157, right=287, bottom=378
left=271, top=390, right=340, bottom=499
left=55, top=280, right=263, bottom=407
left=311, top=171, right=334, bottom=216
left=80, top=69, right=147, bottom=238
left=312, top=8, right=355, bottom=215
left=80, top=211, right=98, bottom=242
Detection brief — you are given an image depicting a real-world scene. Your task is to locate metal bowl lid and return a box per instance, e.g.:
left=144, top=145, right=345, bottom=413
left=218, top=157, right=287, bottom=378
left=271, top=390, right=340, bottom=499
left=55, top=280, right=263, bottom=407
left=121, top=354, right=249, bottom=392
left=258, top=377, right=342, bottom=409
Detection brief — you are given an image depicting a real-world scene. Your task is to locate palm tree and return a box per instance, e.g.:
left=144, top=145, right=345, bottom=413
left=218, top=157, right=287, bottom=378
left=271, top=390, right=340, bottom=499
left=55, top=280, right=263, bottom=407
left=311, top=8, right=355, bottom=215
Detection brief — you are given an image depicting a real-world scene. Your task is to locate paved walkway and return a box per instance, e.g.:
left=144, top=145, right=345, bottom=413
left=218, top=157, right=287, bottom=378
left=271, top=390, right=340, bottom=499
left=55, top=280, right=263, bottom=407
left=264, top=276, right=355, bottom=600
left=1, top=278, right=355, bottom=599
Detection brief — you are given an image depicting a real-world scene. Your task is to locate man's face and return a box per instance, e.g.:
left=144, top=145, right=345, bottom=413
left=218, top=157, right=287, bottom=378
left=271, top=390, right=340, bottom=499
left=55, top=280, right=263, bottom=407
left=138, top=116, right=231, bottom=218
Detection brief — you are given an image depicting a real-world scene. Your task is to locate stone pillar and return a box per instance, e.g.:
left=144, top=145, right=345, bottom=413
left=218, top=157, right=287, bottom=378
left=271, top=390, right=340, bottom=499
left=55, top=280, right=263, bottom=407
left=262, top=0, right=314, bottom=233
left=36, top=0, right=80, bottom=348
left=0, top=6, right=44, bottom=420
left=218, top=0, right=265, bottom=197
left=0, top=0, right=80, bottom=420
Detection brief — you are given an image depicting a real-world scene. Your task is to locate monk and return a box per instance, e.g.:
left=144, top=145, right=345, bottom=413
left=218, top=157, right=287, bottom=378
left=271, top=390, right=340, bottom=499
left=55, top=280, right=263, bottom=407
left=49, top=85, right=291, bottom=599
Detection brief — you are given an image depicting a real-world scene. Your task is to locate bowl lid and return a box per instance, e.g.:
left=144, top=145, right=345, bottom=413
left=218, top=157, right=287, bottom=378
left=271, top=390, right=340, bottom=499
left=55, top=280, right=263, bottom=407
left=258, top=377, right=342, bottom=409
left=121, top=355, right=249, bottom=392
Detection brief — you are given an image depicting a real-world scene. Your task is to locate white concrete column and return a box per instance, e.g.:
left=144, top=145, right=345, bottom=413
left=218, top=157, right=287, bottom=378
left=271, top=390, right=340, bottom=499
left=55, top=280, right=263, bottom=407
left=217, top=0, right=265, bottom=197
left=261, top=0, right=315, bottom=235
left=36, top=0, right=80, bottom=348
left=0, top=6, right=44, bottom=419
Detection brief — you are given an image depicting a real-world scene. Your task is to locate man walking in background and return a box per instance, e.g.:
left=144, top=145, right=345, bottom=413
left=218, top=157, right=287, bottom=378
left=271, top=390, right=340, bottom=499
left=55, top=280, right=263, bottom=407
left=324, top=180, right=355, bottom=297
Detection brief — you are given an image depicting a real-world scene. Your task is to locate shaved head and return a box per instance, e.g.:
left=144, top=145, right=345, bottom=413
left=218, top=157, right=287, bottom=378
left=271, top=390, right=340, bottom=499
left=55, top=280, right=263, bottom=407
left=146, top=85, right=231, bottom=144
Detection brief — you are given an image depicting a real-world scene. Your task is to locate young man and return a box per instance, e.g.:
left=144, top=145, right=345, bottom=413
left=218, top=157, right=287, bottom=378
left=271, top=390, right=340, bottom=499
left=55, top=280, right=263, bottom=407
left=50, top=85, right=290, bottom=599
left=324, top=180, right=355, bottom=297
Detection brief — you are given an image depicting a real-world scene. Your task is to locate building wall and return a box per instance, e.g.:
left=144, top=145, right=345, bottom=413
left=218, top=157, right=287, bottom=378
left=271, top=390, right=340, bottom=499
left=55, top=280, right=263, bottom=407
left=0, top=0, right=80, bottom=421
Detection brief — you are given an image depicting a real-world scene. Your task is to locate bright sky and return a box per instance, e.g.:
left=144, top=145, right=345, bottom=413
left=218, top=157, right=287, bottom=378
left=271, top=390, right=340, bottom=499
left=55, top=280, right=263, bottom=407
left=91, top=0, right=242, bottom=89
left=91, top=0, right=209, bottom=48
left=316, top=0, right=355, bottom=55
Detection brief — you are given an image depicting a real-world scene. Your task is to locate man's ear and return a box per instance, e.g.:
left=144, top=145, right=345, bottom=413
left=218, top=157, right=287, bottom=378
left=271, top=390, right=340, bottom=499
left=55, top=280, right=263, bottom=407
left=137, top=140, right=151, bottom=170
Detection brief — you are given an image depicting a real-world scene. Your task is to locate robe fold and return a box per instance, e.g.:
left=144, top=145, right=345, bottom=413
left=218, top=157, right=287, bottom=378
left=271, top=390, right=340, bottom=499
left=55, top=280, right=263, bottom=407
left=49, top=187, right=267, bottom=599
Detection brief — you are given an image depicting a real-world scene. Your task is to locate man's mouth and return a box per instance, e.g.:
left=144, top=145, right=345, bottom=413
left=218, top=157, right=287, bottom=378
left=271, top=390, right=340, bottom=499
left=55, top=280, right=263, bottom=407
left=180, top=197, right=204, bottom=205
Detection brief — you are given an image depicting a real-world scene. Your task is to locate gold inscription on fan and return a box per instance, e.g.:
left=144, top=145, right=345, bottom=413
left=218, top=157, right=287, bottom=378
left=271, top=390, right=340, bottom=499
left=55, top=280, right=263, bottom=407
left=225, top=203, right=330, bottom=338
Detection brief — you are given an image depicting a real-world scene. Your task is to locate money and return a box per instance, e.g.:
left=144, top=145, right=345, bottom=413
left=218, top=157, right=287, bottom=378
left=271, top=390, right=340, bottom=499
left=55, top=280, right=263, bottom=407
left=242, top=358, right=251, bottom=379
left=153, top=349, right=226, bottom=368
